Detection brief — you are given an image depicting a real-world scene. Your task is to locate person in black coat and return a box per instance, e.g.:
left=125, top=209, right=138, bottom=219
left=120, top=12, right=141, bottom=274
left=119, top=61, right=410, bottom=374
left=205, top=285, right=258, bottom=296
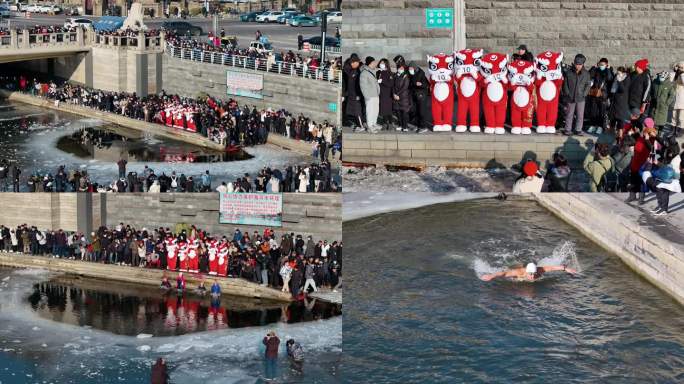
left=408, top=62, right=431, bottom=131
left=609, top=66, right=632, bottom=133
left=512, top=44, right=534, bottom=63
left=628, top=59, right=652, bottom=123
left=586, top=58, right=615, bottom=134
left=377, top=58, right=395, bottom=130
left=342, top=54, right=364, bottom=129
left=393, top=64, right=412, bottom=132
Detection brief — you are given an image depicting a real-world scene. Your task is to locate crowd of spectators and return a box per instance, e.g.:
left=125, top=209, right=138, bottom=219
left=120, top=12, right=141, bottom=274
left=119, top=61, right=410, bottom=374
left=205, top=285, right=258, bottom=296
left=0, top=223, right=342, bottom=297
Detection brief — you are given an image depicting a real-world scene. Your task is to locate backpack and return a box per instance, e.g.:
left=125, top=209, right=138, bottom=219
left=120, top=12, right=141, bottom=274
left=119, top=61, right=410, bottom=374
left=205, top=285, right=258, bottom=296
left=595, top=158, right=617, bottom=192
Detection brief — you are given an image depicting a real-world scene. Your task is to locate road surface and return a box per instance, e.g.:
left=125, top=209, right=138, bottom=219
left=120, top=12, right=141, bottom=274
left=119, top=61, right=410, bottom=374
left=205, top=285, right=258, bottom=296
left=4, top=14, right=342, bottom=51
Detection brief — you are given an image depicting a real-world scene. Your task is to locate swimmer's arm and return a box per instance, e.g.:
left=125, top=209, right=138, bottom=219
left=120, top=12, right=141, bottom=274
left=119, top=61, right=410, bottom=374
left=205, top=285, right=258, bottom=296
left=481, top=270, right=518, bottom=281
left=540, top=265, right=578, bottom=275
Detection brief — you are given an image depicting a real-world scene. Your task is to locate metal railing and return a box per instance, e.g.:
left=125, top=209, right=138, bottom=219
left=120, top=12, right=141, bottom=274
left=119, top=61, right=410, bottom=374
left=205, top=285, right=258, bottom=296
left=165, top=44, right=341, bottom=84
left=93, top=34, right=163, bottom=50
left=309, top=44, right=342, bottom=54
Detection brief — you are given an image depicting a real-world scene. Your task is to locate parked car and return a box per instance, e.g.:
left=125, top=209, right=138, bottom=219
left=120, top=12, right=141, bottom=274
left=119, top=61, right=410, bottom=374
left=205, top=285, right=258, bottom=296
left=239, top=11, right=263, bottom=22
left=290, top=15, right=318, bottom=27
left=277, top=12, right=301, bottom=24
left=255, top=11, right=284, bottom=23
left=64, top=17, right=93, bottom=29
left=37, top=4, right=51, bottom=13
left=326, top=11, right=342, bottom=23
left=45, top=4, right=61, bottom=14
left=64, top=6, right=79, bottom=16
left=303, top=35, right=340, bottom=48
left=0, top=4, right=9, bottom=18
left=248, top=40, right=272, bottom=54
left=25, top=3, right=39, bottom=12
left=162, top=21, right=202, bottom=36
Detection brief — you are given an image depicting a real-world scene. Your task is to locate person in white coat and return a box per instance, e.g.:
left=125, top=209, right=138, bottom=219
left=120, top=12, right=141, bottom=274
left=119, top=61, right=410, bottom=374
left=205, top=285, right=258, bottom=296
left=672, top=61, right=684, bottom=135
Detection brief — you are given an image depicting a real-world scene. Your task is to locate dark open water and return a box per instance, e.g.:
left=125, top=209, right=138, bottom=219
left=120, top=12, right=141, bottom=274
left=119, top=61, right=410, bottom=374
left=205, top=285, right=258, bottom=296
left=343, top=198, right=684, bottom=384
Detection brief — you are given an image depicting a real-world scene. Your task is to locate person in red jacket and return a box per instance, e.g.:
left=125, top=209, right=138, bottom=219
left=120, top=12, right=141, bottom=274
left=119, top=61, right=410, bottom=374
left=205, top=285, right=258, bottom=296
left=626, top=120, right=657, bottom=204
left=263, top=330, right=280, bottom=381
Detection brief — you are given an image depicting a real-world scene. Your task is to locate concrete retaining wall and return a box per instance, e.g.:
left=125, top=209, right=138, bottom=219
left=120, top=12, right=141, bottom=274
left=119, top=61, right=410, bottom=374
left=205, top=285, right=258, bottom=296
left=102, top=193, right=342, bottom=242
left=161, top=55, right=341, bottom=125
left=0, top=194, right=78, bottom=231
left=0, top=252, right=291, bottom=301
left=343, top=0, right=684, bottom=71
left=535, top=193, right=684, bottom=306
left=343, top=131, right=596, bottom=168
left=0, top=90, right=224, bottom=151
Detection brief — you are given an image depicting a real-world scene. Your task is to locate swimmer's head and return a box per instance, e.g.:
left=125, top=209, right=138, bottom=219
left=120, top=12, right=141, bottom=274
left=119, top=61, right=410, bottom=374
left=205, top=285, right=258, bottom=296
left=525, top=263, right=537, bottom=280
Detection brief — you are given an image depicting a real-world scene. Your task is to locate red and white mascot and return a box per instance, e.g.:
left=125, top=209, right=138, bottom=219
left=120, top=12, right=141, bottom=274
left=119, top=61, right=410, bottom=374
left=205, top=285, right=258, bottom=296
left=217, top=241, right=229, bottom=277
left=165, top=236, right=177, bottom=271
left=507, top=60, right=536, bottom=135
left=187, top=237, right=199, bottom=273
left=178, top=240, right=188, bottom=271
left=427, top=53, right=455, bottom=132
left=479, top=53, right=509, bottom=135
left=208, top=239, right=218, bottom=275
left=454, top=48, right=483, bottom=133
left=534, top=51, right=564, bottom=134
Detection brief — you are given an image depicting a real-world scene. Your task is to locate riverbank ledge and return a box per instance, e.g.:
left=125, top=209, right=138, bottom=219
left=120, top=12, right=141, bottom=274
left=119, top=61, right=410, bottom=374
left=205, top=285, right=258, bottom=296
left=535, top=193, right=684, bottom=306
left=0, top=252, right=292, bottom=302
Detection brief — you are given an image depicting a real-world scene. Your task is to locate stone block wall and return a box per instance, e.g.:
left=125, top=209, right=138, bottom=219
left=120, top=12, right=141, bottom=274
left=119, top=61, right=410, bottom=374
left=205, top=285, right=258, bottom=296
left=0, top=193, right=78, bottom=231
left=161, top=55, right=341, bottom=125
left=343, top=0, right=684, bottom=70
left=102, top=193, right=342, bottom=242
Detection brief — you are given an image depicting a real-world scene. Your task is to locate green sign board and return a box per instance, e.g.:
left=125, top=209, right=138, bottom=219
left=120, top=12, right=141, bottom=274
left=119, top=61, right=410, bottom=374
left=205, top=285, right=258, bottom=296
left=328, top=102, right=338, bottom=112
left=425, top=8, right=453, bottom=29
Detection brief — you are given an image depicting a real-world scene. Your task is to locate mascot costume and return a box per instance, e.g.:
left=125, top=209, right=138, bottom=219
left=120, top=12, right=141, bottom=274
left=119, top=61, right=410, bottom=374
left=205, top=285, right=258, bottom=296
left=217, top=241, right=229, bottom=277
left=534, top=51, right=564, bottom=133
left=208, top=238, right=218, bottom=275
left=479, top=53, right=509, bottom=134
left=165, top=236, right=177, bottom=271
left=454, top=48, right=483, bottom=133
left=508, top=60, right=536, bottom=135
left=427, top=53, right=456, bottom=131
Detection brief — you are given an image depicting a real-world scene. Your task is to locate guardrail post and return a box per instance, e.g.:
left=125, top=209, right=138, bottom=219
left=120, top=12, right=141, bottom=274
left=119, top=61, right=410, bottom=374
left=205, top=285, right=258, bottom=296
left=159, top=30, right=166, bottom=50
left=21, top=30, right=28, bottom=48
left=10, top=28, right=17, bottom=48
left=137, top=30, right=144, bottom=51
left=76, top=27, right=83, bottom=46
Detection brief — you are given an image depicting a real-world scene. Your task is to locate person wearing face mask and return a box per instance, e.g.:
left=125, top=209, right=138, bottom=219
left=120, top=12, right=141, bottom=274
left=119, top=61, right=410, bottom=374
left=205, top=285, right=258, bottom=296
left=377, top=58, right=395, bottom=131
left=408, top=62, right=431, bottom=132
left=393, top=64, right=412, bottom=132
left=359, top=56, right=381, bottom=132
left=609, top=66, right=632, bottom=136
left=586, top=58, right=614, bottom=135
left=672, top=61, right=684, bottom=137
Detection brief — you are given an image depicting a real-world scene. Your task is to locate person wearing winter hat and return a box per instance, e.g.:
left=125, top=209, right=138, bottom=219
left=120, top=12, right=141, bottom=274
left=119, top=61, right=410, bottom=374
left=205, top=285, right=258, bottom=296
left=626, top=121, right=657, bottom=204
left=561, top=54, right=592, bottom=136
left=512, top=159, right=544, bottom=193
left=628, top=58, right=652, bottom=122
left=480, top=262, right=577, bottom=282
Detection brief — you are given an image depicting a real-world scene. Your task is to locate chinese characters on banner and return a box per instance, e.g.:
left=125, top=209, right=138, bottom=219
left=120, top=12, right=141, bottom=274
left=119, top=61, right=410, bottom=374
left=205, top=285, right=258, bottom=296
left=219, top=192, right=283, bottom=227
left=226, top=70, right=264, bottom=100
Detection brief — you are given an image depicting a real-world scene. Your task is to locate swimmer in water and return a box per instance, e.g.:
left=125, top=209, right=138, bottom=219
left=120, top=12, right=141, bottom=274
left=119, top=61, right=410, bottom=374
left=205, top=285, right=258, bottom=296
left=480, top=262, right=577, bottom=282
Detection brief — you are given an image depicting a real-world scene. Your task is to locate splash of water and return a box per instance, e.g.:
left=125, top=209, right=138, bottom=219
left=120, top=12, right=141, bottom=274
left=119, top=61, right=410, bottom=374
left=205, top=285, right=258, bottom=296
left=473, top=241, right=580, bottom=278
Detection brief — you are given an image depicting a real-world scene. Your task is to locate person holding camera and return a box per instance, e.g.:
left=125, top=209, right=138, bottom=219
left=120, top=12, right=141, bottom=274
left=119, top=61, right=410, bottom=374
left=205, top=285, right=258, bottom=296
left=263, top=330, right=281, bottom=381
left=626, top=119, right=657, bottom=204
left=642, top=159, right=681, bottom=216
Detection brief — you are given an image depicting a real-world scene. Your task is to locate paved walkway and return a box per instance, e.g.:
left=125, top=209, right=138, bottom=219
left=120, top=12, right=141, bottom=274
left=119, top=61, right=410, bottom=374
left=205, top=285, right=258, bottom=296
left=610, top=192, right=684, bottom=247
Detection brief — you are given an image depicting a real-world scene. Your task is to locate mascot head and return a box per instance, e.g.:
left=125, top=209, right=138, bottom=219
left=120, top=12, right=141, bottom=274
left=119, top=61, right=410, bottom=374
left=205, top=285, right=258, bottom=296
left=454, top=48, right=483, bottom=79
left=427, top=53, right=454, bottom=83
left=508, top=60, right=536, bottom=86
left=535, top=51, right=564, bottom=80
left=479, top=53, right=508, bottom=82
